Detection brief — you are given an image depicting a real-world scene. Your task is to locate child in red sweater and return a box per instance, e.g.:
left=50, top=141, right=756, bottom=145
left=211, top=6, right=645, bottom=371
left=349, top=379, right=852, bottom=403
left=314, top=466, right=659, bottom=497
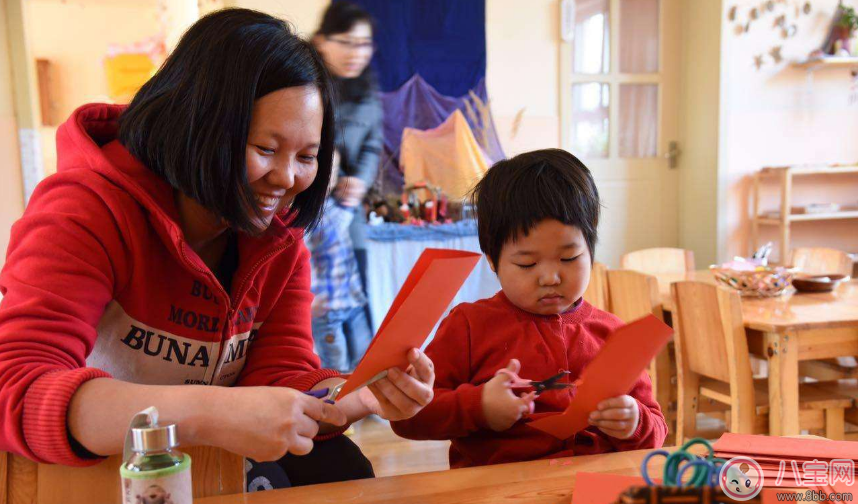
left=391, top=149, right=667, bottom=468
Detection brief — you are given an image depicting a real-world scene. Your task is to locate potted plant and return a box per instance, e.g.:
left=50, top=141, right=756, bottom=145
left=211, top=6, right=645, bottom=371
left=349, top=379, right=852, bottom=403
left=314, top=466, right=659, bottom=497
left=834, top=5, right=857, bottom=54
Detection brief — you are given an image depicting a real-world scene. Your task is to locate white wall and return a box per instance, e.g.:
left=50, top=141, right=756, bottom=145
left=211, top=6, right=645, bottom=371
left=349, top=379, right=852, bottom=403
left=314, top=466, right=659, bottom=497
left=0, top=1, right=27, bottom=270
left=226, top=0, right=329, bottom=37
left=719, top=0, right=858, bottom=263
left=486, top=0, right=560, bottom=155
left=677, top=0, right=724, bottom=267
left=25, top=0, right=160, bottom=175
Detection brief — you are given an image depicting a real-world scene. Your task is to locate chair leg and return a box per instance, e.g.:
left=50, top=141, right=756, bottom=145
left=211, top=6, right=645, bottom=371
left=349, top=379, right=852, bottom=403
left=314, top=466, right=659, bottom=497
left=651, top=348, right=674, bottom=440
left=731, top=403, right=757, bottom=434
left=676, top=373, right=700, bottom=446
left=825, top=407, right=845, bottom=441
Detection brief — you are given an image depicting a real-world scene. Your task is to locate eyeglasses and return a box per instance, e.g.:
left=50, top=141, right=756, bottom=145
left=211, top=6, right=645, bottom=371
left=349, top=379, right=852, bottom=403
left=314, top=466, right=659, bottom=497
left=325, top=36, right=376, bottom=51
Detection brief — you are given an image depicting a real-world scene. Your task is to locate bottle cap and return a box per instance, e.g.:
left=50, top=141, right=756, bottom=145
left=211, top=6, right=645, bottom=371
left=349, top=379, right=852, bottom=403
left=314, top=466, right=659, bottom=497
left=130, top=423, right=179, bottom=453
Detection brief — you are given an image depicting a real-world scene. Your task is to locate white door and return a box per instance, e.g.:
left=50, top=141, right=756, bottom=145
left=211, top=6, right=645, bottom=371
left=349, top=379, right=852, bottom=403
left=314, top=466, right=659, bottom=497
left=560, top=0, right=681, bottom=267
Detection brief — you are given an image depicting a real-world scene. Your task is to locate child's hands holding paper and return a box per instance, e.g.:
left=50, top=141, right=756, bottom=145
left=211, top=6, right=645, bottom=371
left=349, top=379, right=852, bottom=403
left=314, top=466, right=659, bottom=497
left=355, top=348, right=435, bottom=421
left=482, top=359, right=537, bottom=432
left=587, top=395, right=640, bottom=439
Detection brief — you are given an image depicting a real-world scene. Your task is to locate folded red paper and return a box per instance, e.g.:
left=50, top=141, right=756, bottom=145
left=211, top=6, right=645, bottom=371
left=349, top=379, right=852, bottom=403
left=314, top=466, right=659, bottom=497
left=570, top=472, right=654, bottom=504
left=335, top=248, right=481, bottom=399
left=529, top=315, right=673, bottom=439
left=714, top=433, right=858, bottom=462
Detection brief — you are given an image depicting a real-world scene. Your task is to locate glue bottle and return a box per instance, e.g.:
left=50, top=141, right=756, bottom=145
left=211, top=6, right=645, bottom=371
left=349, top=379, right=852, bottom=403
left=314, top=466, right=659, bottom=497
left=120, top=407, right=192, bottom=504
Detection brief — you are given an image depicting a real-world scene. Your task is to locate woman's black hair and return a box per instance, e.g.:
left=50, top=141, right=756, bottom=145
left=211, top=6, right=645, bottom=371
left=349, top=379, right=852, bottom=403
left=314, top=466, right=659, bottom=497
left=315, top=1, right=377, bottom=102
left=316, top=1, right=375, bottom=38
left=469, top=149, right=601, bottom=269
left=118, top=8, right=336, bottom=234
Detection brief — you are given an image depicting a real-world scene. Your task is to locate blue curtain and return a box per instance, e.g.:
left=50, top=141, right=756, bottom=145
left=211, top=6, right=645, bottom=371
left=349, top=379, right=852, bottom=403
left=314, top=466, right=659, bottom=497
left=336, top=0, right=486, bottom=97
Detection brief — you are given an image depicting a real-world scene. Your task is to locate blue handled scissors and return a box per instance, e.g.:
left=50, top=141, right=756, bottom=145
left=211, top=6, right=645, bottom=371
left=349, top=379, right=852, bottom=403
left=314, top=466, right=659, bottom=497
left=641, top=438, right=727, bottom=488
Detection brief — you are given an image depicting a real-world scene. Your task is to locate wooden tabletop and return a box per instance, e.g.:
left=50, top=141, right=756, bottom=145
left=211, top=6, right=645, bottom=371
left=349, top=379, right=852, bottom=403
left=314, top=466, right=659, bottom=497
left=197, top=447, right=671, bottom=504
left=655, top=271, right=858, bottom=333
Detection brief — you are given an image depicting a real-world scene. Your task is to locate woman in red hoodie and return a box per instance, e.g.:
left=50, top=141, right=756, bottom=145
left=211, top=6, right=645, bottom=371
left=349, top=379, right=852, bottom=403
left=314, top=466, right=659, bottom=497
left=0, top=9, right=433, bottom=489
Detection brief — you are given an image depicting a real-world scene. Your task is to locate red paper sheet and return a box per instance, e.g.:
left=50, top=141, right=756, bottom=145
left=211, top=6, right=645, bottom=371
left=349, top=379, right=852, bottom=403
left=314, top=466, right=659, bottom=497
left=529, top=315, right=673, bottom=439
left=570, top=472, right=655, bottom=504
left=335, top=248, right=480, bottom=399
left=714, top=433, right=859, bottom=461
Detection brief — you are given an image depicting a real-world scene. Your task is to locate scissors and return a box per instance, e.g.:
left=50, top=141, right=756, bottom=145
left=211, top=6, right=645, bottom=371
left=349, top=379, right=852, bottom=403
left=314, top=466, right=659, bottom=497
left=495, top=369, right=574, bottom=395
left=641, top=438, right=727, bottom=488
left=303, top=370, right=388, bottom=404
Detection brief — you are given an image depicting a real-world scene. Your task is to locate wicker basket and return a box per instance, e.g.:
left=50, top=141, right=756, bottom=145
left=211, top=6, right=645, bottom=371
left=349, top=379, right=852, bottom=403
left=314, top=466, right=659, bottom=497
left=615, top=485, right=763, bottom=504
left=710, top=265, right=796, bottom=297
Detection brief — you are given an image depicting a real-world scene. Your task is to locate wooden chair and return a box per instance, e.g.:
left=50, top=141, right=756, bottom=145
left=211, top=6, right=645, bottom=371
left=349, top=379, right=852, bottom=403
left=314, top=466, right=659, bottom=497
left=606, top=269, right=675, bottom=440
left=790, top=248, right=858, bottom=381
left=1, top=446, right=244, bottom=503
left=583, top=262, right=609, bottom=311
left=790, top=247, right=854, bottom=277
left=621, top=248, right=695, bottom=275
left=671, top=281, right=855, bottom=444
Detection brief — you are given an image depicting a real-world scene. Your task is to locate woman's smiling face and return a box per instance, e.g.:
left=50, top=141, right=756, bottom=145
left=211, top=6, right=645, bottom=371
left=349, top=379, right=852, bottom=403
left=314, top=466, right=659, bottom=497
left=245, top=85, right=324, bottom=230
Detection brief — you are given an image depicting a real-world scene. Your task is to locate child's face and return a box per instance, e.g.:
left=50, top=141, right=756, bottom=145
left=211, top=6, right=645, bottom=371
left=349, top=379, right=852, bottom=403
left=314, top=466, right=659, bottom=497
left=492, top=219, right=591, bottom=316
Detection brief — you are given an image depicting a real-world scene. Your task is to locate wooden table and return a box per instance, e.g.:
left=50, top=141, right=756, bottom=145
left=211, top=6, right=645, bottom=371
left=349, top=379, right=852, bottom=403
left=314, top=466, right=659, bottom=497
left=655, top=271, right=858, bottom=437
left=197, top=447, right=668, bottom=504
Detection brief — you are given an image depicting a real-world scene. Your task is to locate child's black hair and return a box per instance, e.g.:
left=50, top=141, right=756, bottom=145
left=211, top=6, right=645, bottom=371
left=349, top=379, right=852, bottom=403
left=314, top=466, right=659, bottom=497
left=119, top=8, right=336, bottom=234
left=469, top=149, right=601, bottom=269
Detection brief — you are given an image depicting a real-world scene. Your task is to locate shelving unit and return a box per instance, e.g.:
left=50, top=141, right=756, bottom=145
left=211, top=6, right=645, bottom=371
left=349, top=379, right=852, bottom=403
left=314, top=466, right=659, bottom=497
left=751, top=164, right=859, bottom=265
left=792, top=56, right=858, bottom=71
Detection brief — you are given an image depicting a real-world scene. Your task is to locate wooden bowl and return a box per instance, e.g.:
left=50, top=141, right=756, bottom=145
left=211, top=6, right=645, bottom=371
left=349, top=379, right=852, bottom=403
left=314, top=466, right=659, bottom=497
left=791, top=274, right=848, bottom=293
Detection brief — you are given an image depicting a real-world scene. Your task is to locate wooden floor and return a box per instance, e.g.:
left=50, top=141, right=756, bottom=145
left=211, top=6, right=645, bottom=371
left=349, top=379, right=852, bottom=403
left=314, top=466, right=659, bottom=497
left=348, top=417, right=451, bottom=478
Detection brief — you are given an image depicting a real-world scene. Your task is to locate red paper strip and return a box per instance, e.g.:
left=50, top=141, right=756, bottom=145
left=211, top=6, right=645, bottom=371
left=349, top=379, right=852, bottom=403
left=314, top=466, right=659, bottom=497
left=336, top=248, right=480, bottom=399
left=529, top=315, right=673, bottom=439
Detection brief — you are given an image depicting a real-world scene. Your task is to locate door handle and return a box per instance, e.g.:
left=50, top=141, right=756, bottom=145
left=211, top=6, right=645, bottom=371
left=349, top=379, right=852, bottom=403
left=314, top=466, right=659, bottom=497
left=665, top=141, right=681, bottom=169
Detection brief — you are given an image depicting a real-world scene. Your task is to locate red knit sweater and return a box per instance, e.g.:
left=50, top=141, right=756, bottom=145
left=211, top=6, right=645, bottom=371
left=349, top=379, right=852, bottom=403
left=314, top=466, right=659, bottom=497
left=391, top=292, right=667, bottom=468
left=0, top=104, right=341, bottom=466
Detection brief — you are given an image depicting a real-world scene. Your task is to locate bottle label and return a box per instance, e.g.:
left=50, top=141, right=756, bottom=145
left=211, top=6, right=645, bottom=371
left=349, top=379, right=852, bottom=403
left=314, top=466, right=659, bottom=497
left=121, top=454, right=192, bottom=504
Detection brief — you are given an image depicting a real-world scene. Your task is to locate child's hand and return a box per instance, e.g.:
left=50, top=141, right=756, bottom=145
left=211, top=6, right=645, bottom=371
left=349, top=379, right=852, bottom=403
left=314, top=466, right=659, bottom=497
left=588, top=395, right=640, bottom=439
left=481, top=359, right=537, bottom=432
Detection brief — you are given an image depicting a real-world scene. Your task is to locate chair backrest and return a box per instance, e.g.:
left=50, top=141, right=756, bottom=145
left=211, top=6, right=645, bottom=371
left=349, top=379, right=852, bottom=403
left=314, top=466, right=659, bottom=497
left=621, top=248, right=696, bottom=275
left=583, top=262, right=609, bottom=311
left=670, top=281, right=753, bottom=396
left=790, top=247, right=854, bottom=277
left=606, top=269, right=662, bottom=323
left=3, top=446, right=244, bottom=504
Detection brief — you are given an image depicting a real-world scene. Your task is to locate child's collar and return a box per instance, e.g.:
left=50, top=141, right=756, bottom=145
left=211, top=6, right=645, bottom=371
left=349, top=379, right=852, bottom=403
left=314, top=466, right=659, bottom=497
left=496, top=291, right=591, bottom=325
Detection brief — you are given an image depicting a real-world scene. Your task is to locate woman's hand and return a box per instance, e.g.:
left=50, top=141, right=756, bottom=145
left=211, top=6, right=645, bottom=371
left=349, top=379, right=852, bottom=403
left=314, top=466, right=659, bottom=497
left=203, top=386, right=347, bottom=461
left=333, top=176, right=367, bottom=207
left=480, top=359, right=537, bottom=432
left=356, top=348, right=435, bottom=421
left=587, top=395, right=640, bottom=439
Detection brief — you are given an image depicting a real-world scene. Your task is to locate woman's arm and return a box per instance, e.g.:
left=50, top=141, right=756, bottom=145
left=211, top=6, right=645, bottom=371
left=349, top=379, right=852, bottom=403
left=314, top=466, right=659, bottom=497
left=68, top=378, right=346, bottom=461
left=0, top=180, right=128, bottom=465
left=352, top=97, right=384, bottom=188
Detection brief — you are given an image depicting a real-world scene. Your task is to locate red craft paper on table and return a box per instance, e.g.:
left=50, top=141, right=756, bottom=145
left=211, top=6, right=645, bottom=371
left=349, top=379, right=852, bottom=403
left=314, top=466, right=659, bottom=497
left=528, top=315, right=673, bottom=439
left=570, top=472, right=656, bottom=504
left=714, top=433, right=859, bottom=461
left=335, top=248, right=481, bottom=399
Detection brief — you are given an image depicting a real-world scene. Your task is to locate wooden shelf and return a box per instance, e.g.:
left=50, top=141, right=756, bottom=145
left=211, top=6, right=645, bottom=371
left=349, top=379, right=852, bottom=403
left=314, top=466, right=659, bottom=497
left=793, top=56, right=858, bottom=70
left=757, top=210, right=859, bottom=224
left=752, top=164, right=859, bottom=265
left=760, top=164, right=858, bottom=176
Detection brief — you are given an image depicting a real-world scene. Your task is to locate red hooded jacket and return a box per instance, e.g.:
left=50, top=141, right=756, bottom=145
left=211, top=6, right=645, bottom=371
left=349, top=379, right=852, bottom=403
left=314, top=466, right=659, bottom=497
left=0, top=103, right=340, bottom=466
